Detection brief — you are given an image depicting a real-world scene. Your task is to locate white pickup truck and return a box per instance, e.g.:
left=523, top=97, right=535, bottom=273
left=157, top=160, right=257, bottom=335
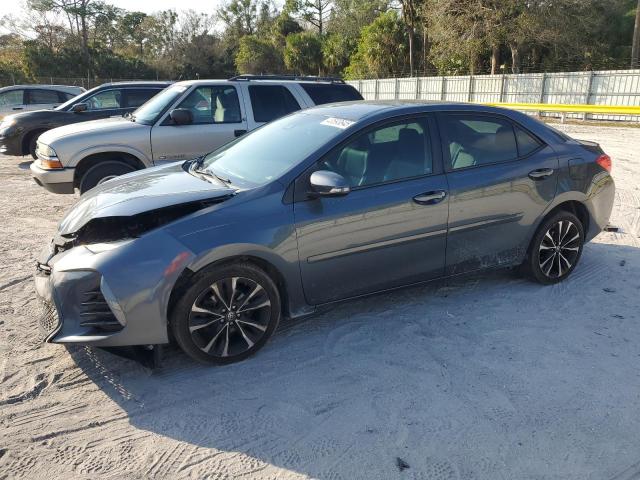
left=31, top=75, right=363, bottom=194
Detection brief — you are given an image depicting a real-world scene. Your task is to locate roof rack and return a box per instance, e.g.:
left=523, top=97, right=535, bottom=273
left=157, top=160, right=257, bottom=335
left=228, top=74, right=345, bottom=84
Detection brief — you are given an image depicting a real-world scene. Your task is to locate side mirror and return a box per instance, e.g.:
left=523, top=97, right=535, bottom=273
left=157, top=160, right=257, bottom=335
left=169, top=108, right=193, bottom=125
left=72, top=103, right=88, bottom=113
left=309, top=170, right=350, bottom=198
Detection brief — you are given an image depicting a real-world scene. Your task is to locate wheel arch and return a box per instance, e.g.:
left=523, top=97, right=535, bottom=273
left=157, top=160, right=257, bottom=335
left=73, top=152, right=146, bottom=188
left=539, top=200, right=590, bottom=236
left=526, top=199, right=590, bottom=259
left=21, top=128, right=47, bottom=155
left=167, top=254, right=292, bottom=326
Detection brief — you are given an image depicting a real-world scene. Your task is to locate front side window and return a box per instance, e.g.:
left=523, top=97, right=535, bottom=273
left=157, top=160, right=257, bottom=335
left=85, top=90, right=122, bottom=110
left=176, top=86, right=241, bottom=124
left=132, top=84, right=188, bottom=125
left=249, top=85, right=301, bottom=123
left=28, top=89, right=61, bottom=104
left=0, top=90, right=24, bottom=107
left=440, top=114, right=519, bottom=170
left=318, top=119, right=432, bottom=188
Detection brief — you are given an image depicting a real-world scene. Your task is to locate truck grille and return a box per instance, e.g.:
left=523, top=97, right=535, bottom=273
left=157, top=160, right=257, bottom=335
left=38, top=299, right=60, bottom=340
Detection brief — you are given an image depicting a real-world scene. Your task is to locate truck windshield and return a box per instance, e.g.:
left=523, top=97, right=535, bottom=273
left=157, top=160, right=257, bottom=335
left=201, top=112, right=353, bottom=188
left=131, top=85, right=188, bottom=125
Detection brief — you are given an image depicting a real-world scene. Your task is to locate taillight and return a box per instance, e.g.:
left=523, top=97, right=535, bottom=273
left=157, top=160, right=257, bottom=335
left=596, top=154, right=612, bottom=172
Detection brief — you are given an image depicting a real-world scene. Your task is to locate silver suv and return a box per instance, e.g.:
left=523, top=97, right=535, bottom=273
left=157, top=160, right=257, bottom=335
left=30, top=75, right=362, bottom=194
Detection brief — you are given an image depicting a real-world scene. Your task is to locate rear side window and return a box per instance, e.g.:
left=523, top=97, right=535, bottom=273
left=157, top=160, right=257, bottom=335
left=125, top=89, right=161, bottom=108
left=59, top=92, right=76, bottom=102
left=28, top=89, right=60, bottom=104
left=300, top=83, right=363, bottom=105
left=439, top=114, right=519, bottom=170
left=249, top=85, right=300, bottom=122
left=515, top=126, right=542, bottom=156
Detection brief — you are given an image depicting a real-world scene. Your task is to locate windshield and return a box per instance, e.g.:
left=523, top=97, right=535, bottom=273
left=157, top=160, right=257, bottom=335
left=201, top=112, right=353, bottom=188
left=55, top=86, right=100, bottom=111
left=131, top=85, right=188, bottom=125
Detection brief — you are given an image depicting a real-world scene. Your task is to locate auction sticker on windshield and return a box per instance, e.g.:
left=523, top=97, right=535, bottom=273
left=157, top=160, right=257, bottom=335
left=320, top=117, right=355, bottom=129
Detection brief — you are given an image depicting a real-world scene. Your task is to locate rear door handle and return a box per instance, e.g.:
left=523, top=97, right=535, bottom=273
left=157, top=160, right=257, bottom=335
left=12, top=107, right=23, bottom=110
left=413, top=190, right=447, bottom=205
left=234, top=129, right=247, bottom=137
left=528, top=168, right=554, bottom=180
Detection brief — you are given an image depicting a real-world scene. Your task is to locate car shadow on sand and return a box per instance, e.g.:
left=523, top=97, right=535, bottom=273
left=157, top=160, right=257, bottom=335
left=66, top=241, right=640, bottom=479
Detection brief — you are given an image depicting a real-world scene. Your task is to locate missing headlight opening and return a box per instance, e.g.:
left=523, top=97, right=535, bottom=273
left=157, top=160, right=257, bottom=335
left=70, top=197, right=232, bottom=246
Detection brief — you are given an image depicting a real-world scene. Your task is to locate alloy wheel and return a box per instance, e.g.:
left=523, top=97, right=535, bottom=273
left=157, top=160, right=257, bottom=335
left=188, top=276, right=272, bottom=358
left=538, top=220, right=581, bottom=279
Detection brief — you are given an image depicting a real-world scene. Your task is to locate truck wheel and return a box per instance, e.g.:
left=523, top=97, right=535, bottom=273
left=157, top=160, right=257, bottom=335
left=79, top=161, right=135, bottom=194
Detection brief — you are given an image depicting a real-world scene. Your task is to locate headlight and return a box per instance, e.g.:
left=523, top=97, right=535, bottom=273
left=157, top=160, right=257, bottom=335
left=36, top=141, right=57, bottom=158
left=0, top=117, right=16, bottom=135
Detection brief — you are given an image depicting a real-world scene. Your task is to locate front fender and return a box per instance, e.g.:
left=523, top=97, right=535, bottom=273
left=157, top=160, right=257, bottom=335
left=70, top=144, right=153, bottom=167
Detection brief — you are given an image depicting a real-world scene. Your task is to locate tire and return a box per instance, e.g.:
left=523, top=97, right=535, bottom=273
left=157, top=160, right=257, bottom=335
left=78, top=161, right=135, bottom=194
left=523, top=210, right=585, bottom=285
left=28, top=132, right=42, bottom=159
left=171, top=263, right=281, bottom=365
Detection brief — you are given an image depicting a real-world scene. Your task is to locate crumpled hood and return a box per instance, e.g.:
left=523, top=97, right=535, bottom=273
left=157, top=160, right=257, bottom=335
left=58, top=162, right=235, bottom=235
left=38, top=116, right=147, bottom=145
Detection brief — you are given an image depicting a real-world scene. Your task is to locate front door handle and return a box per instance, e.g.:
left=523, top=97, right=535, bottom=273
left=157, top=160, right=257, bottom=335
left=528, top=168, right=554, bottom=180
left=12, top=106, right=23, bottom=110
left=413, top=190, right=447, bottom=205
left=234, top=129, right=247, bottom=137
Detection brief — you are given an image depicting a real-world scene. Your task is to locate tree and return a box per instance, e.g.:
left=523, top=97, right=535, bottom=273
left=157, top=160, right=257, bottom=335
left=29, top=0, right=104, bottom=67
left=236, top=35, right=284, bottom=73
left=288, top=0, right=333, bottom=34
left=394, top=0, right=421, bottom=76
left=345, top=11, right=408, bottom=78
left=284, top=31, right=323, bottom=74
left=322, top=33, right=355, bottom=74
left=631, top=0, right=639, bottom=67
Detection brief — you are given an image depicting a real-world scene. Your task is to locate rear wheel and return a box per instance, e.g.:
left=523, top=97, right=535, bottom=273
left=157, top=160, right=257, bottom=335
left=171, top=263, right=281, bottom=365
left=78, top=161, right=135, bottom=194
left=524, top=211, right=584, bottom=284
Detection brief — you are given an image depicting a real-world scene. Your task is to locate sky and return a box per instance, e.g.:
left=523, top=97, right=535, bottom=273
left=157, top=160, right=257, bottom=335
left=2, top=0, right=218, bottom=18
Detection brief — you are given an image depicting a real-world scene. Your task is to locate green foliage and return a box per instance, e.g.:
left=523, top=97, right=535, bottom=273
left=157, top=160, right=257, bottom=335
left=284, top=31, right=323, bottom=74
left=345, top=11, right=407, bottom=78
left=236, top=35, right=284, bottom=73
left=322, top=33, right=356, bottom=74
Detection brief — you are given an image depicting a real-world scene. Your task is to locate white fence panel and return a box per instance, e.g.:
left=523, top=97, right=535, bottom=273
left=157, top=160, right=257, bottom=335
left=347, top=69, right=640, bottom=122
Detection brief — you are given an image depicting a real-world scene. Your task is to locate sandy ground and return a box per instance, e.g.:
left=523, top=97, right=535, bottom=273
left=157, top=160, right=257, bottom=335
left=1, top=123, right=640, bottom=480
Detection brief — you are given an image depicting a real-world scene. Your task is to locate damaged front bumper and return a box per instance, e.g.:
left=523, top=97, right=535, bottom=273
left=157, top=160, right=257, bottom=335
left=34, top=229, right=194, bottom=347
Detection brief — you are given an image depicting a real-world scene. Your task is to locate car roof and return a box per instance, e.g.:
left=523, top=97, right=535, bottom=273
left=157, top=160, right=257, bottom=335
left=303, top=100, right=526, bottom=122
left=96, top=81, right=173, bottom=88
left=171, top=79, right=349, bottom=87
left=0, top=84, right=83, bottom=92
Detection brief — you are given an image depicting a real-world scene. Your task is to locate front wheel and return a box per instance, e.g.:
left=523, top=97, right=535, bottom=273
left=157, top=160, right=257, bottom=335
left=171, top=263, right=281, bottom=365
left=78, top=161, right=135, bottom=194
left=524, top=211, right=585, bottom=284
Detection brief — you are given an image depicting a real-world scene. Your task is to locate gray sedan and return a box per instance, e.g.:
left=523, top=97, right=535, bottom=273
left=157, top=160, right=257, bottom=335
left=35, top=101, right=615, bottom=364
